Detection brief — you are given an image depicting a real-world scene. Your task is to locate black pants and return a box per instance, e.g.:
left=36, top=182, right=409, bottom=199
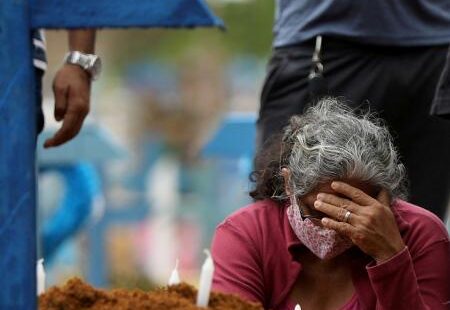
left=258, top=38, right=450, bottom=219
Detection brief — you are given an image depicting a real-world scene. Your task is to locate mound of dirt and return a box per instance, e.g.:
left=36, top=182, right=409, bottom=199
left=39, top=277, right=263, bottom=310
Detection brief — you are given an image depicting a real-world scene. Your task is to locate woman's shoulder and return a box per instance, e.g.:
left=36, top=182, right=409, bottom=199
left=393, top=199, right=449, bottom=250
left=216, top=199, right=286, bottom=237
left=222, top=198, right=283, bottom=222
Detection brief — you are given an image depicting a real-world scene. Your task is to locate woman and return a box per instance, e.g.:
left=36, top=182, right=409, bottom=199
left=211, top=98, right=449, bottom=310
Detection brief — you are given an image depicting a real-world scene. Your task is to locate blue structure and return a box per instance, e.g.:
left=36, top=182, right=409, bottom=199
left=0, top=1, right=222, bottom=308
left=31, top=1, right=224, bottom=29
left=87, top=139, right=164, bottom=287
left=201, top=113, right=257, bottom=238
left=40, top=163, right=101, bottom=262
left=202, top=113, right=257, bottom=159
left=37, top=123, right=127, bottom=164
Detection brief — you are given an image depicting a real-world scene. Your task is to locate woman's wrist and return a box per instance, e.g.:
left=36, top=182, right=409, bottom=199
left=374, top=242, right=406, bottom=264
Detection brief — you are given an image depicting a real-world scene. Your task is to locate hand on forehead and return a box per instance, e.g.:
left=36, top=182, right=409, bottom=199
left=300, top=179, right=379, bottom=207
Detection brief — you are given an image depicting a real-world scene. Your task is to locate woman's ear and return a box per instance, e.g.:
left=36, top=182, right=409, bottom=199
left=281, top=168, right=292, bottom=196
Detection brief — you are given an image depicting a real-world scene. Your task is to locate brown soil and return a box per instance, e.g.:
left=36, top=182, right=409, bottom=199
left=39, top=278, right=263, bottom=310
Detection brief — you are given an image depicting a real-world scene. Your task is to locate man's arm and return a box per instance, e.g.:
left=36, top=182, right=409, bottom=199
left=44, top=29, right=96, bottom=148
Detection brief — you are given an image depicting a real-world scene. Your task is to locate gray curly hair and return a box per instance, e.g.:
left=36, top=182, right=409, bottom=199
left=250, top=98, right=408, bottom=201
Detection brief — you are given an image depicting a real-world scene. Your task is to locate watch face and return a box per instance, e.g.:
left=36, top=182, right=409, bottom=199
left=91, top=56, right=102, bottom=79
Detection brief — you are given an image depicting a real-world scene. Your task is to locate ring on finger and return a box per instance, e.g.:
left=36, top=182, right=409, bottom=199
left=343, top=210, right=352, bottom=223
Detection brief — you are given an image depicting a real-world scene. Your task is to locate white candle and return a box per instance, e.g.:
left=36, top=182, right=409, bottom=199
left=168, top=259, right=181, bottom=285
left=294, top=304, right=302, bottom=310
left=196, top=249, right=215, bottom=307
left=37, top=258, right=45, bottom=296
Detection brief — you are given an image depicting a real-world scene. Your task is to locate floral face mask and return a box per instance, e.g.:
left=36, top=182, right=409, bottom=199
left=286, top=195, right=353, bottom=260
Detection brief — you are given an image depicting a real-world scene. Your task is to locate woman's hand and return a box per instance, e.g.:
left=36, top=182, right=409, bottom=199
left=313, top=181, right=406, bottom=263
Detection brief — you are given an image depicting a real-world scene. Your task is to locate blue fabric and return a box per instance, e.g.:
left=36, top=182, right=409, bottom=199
left=31, top=0, right=224, bottom=29
left=274, top=0, right=450, bottom=47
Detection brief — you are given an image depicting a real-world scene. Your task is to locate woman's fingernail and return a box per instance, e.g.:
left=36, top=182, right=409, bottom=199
left=321, top=218, right=329, bottom=224
left=316, top=193, right=324, bottom=200
left=314, top=200, right=321, bottom=208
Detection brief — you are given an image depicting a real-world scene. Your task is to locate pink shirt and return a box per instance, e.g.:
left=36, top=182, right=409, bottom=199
left=211, top=199, right=450, bottom=310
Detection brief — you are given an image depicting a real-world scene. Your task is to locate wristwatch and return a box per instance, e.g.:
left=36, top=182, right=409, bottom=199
left=64, top=51, right=102, bottom=80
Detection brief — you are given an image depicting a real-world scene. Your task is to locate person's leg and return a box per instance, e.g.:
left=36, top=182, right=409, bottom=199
left=323, top=42, right=450, bottom=219
left=389, top=46, right=450, bottom=218
left=257, top=45, right=313, bottom=147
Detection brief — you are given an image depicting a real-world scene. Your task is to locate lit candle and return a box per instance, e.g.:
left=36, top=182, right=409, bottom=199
left=168, top=259, right=180, bottom=285
left=196, top=249, right=215, bottom=307
left=295, top=304, right=302, bottom=310
left=37, top=258, right=45, bottom=295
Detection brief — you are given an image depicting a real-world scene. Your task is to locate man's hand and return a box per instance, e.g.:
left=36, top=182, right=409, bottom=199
left=44, top=64, right=91, bottom=148
left=314, top=181, right=406, bottom=263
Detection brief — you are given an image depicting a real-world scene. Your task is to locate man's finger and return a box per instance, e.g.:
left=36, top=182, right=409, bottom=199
left=331, top=181, right=376, bottom=206
left=53, top=83, right=68, bottom=121
left=314, top=200, right=360, bottom=223
left=321, top=217, right=355, bottom=238
left=43, top=112, right=82, bottom=148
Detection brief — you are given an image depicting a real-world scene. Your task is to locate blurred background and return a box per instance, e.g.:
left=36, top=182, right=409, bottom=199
left=36, top=0, right=274, bottom=291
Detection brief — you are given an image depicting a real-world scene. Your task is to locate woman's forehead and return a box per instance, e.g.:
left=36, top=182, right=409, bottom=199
left=312, top=179, right=378, bottom=197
